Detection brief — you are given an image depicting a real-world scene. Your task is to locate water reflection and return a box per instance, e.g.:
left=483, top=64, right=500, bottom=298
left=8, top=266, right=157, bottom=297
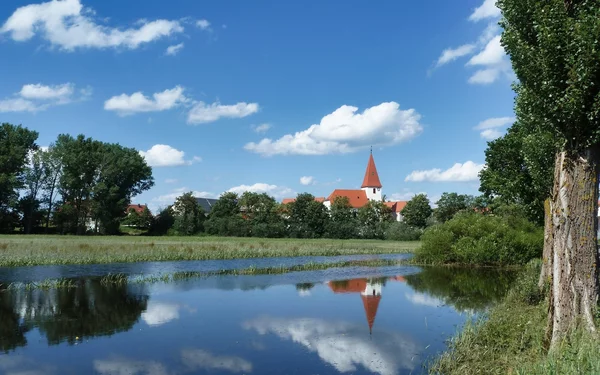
left=0, top=267, right=516, bottom=375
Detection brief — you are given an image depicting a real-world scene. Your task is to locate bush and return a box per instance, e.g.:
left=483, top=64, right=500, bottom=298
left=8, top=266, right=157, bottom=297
left=415, top=211, right=543, bottom=266
left=384, top=222, right=422, bottom=241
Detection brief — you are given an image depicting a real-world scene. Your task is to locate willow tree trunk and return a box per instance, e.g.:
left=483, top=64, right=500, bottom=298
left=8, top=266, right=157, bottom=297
left=538, top=198, right=553, bottom=291
left=546, top=149, right=600, bottom=350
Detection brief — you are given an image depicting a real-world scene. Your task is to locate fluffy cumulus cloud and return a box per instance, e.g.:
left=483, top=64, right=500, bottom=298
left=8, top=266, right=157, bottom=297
left=299, top=176, right=315, bottom=186
left=227, top=183, right=294, bottom=199
left=405, top=161, right=485, bottom=182
left=436, top=44, right=476, bottom=67
left=252, top=123, right=272, bottom=133
left=141, top=302, right=180, bottom=326
left=196, top=19, right=211, bottom=30
left=104, top=86, right=188, bottom=115
left=0, top=0, right=184, bottom=51
left=187, top=101, right=259, bottom=124
left=469, top=0, right=501, bottom=22
left=243, top=316, right=419, bottom=375
left=94, top=357, right=168, bottom=375
left=0, top=82, right=89, bottom=112
left=466, top=35, right=511, bottom=85
left=181, top=349, right=252, bottom=373
left=165, top=42, right=184, bottom=56
left=139, top=144, right=201, bottom=167
left=245, top=102, right=422, bottom=156
left=474, top=116, right=515, bottom=140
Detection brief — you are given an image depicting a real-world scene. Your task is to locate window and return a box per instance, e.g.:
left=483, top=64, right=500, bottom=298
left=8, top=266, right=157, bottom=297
left=373, top=188, right=376, bottom=194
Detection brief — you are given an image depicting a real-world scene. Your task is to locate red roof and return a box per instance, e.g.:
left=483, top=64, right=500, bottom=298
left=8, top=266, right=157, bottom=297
left=328, top=279, right=367, bottom=294
left=361, top=153, right=382, bottom=188
left=384, top=201, right=408, bottom=213
left=327, top=189, right=368, bottom=208
left=282, top=197, right=325, bottom=205
left=126, top=204, right=147, bottom=214
left=361, top=294, right=382, bottom=334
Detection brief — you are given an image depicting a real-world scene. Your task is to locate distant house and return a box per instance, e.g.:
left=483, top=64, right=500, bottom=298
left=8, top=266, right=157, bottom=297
left=196, top=197, right=219, bottom=214
left=126, top=204, right=148, bottom=215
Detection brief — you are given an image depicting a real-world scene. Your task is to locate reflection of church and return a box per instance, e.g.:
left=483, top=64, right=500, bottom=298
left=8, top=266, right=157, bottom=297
left=327, top=278, right=383, bottom=335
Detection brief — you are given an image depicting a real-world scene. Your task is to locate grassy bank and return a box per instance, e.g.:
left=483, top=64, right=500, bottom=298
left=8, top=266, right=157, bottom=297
left=3, top=259, right=403, bottom=290
left=430, top=259, right=600, bottom=374
left=0, top=235, right=418, bottom=267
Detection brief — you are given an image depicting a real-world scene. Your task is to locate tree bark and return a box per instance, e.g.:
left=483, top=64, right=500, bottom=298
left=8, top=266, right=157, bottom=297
left=539, top=198, right=554, bottom=291
left=546, top=149, right=600, bottom=350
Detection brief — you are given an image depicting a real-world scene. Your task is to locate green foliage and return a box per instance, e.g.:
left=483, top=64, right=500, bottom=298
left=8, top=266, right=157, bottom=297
left=238, top=192, right=286, bottom=238
left=204, top=192, right=248, bottom=237
left=402, top=194, right=433, bottom=228
left=434, top=192, right=474, bottom=223
left=327, top=196, right=358, bottom=239
left=149, top=207, right=175, bottom=236
left=172, top=192, right=205, bottom=235
left=287, top=193, right=330, bottom=238
left=416, top=211, right=543, bottom=266
left=384, top=221, right=422, bottom=241
left=357, top=200, right=393, bottom=239
left=0, top=123, right=38, bottom=233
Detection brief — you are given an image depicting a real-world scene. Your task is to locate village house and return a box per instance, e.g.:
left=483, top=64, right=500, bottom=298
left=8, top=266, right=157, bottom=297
left=283, top=151, right=408, bottom=221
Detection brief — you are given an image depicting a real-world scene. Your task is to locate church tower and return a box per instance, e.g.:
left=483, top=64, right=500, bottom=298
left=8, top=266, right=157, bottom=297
left=361, top=149, right=382, bottom=201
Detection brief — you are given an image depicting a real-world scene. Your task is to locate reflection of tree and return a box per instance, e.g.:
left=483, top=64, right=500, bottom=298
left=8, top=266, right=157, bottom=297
left=27, top=280, right=149, bottom=345
left=404, top=267, right=517, bottom=312
left=295, top=283, right=315, bottom=291
left=0, top=288, right=29, bottom=353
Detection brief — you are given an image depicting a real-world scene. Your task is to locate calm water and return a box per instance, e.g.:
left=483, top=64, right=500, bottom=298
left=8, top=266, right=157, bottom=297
left=0, top=262, right=515, bottom=375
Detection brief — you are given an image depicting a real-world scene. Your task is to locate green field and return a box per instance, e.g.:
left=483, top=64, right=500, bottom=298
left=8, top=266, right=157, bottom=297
left=0, top=235, right=418, bottom=267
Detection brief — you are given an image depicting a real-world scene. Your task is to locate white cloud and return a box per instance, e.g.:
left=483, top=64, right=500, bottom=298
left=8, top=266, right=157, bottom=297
left=141, top=302, right=180, bottom=326
left=469, top=0, right=501, bottom=22
left=474, top=116, right=514, bottom=130
left=165, top=42, right=184, bottom=56
left=243, top=316, right=419, bottom=375
left=405, top=292, right=444, bottom=308
left=299, top=176, right=315, bottom=186
left=405, top=161, right=485, bottom=182
left=436, top=44, right=476, bottom=67
left=0, top=82, right=88, bottom=113
left=252, top=123, right=272, bottom=133
left=227, top=183, right=294, bottom=199
left=104, top=86, right=187, bottom=115
left=0, top=0, right=184, bottom=51
left=181, top=349, right=252, bottom=373
left=245, top=102, right=422, bottom=156
left=94, top=357, right=168, bottom=375
left=480, top=129, right=503, bottom=140
left=196, top=19, right=211, bottom=30
left=466, top=36, right=511, bottom=85
left=468, top=68, right=500, bottom=84
left=139, top=144, right=201, bottom=167
left=188, top=101, right=259, bottom=124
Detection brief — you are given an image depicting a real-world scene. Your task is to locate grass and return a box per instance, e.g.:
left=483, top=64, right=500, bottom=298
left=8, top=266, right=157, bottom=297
left=5, top=259, right=403, bottom=290
left=429, top=259, right=600, bottom=374
left=0, top=235, right=417, bottom=267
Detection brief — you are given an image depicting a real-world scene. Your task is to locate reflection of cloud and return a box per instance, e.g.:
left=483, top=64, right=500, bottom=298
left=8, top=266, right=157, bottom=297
left=142, top=302, right=180, bottom=326
left=405, top=292, right=443, bottom=308
left=94, top=357, right=168, bottom=375
left=181, top=349, right=252, bottom=373
left=298, top=289, right=311, bottom=297
left=0, top=355, right=54, bottom=375
left=243, top=317, right=419, bottom=375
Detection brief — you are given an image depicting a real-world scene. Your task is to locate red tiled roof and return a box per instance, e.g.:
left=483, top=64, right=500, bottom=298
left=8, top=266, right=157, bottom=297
left=282, top=197, right=325, bottom=205
left=361, top=153, right=382, bottom=188
left=126, top=204, right=147, bottom=214
left=361, top=294, right=381, bottom=334
left=327, top=189, right=368, bottom=208
left=385, top=201, right=408, bottom=213
left=328, top=279, right=367, bottom=294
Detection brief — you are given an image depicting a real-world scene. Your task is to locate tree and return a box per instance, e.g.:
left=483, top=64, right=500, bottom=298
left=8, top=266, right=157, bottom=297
left=0, top=123, right=38, bottom=233
left=40, top=145, right=62, bottom=232
left=357, top=200, right=393, bottom=239
left=204, top=192, right=246, bottom=236
left=402, top=194, right=432, bottom=228
left=150, top=206, right=175, bottom=235
left=434, top=193, right=474, bottom=223
left=287, top=193, right=329, bottom=238
left=499, top=0, right=600, bottom=348
left=238, top=192, right=285, bottom=238
left=327, top=196, right=358, bottom=239
left=21, top=149, right=46, bottom=233
left=172, top=192, right=205, bottom=235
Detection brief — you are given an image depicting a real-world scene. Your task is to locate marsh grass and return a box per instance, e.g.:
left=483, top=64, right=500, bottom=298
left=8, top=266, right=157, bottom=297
left=0, top=235, right=418, bottom=267
left=4, top=259, right=402, bottom=291
left=429, top=259, right=600, bottom=375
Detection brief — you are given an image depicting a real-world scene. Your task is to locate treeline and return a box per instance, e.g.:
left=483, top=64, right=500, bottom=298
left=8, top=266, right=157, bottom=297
left=0, top=123, right=154, bottom=235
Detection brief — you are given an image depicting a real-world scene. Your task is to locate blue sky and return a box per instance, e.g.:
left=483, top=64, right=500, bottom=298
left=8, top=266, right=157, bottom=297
left=0, top=0, right=516, bottom=211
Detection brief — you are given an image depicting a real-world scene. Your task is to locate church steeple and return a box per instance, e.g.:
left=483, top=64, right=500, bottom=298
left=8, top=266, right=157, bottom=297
left=361, top=152, right=382, bottom=189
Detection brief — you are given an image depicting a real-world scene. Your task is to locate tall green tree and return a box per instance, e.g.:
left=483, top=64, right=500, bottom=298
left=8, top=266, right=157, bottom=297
left=40, top=145, right=63, bottom=232
left=288, top=193, right=329, bottom=238
left=357, top=200, right=393, bottom=239
left=204, top=192, right=246, bottom=236
left=401, top=194, right=433, bottom=229
left=238, top=192, right=285, bottom=238
left=21, top=149, right=46, bottom=233
left=499, top=0, right=600, bottom=347
left=434, top=192, right=474, bottom=223
left=0, top=123, right=38, bottom=233
left=172, top=192, right=205, bottom=235
left=327, top=196, right=358, bottom=239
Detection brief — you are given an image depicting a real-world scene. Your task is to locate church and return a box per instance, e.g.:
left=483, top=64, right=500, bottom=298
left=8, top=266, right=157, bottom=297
left=283, top=151, right=408, bottom=221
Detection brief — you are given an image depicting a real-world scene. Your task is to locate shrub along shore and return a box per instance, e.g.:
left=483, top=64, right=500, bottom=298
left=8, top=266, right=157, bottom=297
left=0, top=235, right=418, bottom=267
